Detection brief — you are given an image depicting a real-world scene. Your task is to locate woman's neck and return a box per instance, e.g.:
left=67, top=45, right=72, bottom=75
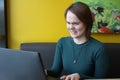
left=73, top=36, right=88, bottom=44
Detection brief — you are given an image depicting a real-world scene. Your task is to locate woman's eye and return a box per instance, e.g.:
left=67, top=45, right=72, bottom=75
left=72, top=22, right=80, bottom=25
left=67, top=22, right=71, bottom=24
left=66, top=21, right=80, bottom=25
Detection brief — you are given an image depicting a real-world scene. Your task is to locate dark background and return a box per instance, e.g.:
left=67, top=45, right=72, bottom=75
left=0, top=0, right=7, bottom=48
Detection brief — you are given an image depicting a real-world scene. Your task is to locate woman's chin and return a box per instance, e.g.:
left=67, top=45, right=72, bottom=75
left=70, top=35, right=78, bottom=38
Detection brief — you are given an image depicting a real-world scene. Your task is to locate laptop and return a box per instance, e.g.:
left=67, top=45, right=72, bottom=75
left=0, top=48, right=47, bottom=80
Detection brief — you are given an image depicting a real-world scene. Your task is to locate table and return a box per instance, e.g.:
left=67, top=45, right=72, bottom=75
left=84, top=78, right=120, bottom=80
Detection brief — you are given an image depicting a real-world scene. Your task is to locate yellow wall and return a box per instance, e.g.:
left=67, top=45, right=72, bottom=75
left=7, top=0, right=120, bottom=49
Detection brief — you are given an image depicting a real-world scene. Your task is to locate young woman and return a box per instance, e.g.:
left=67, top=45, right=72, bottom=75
left=46, top=2, right=109, bottom=80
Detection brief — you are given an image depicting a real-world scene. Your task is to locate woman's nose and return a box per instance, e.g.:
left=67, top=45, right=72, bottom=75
left=69, top=24, right=74, bottom=29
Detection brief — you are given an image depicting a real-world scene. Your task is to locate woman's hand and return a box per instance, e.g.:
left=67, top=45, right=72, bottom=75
left=60, top=73, right=80, bottom=80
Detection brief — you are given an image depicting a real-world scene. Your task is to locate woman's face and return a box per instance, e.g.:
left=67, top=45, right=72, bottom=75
left=66, top=11, right=86, bottom=39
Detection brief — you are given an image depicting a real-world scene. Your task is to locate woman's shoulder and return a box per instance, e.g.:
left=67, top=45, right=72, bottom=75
left=89, top=37, right=105, bottom=48
left=89, top=37, right=107, bottom=59
left=57, top=36, right=72, bottom=46
left=58, top=36, right=71, bottom=42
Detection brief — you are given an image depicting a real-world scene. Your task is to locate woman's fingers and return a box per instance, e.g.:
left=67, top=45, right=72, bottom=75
left=60, top=73, right=80, bottom=80
left=65, top=75, right=71, bottom=80
left=60, top=75, right=67, bottom=80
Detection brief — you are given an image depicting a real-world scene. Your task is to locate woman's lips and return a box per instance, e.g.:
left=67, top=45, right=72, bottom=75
left=70, top=30, right=77, bottom=34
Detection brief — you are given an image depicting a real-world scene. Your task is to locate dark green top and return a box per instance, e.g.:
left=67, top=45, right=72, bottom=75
left=47, top=37, right=109, bottom=79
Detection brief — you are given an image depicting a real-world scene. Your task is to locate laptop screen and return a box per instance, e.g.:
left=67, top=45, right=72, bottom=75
left=0, top=48, right=47, bottom=80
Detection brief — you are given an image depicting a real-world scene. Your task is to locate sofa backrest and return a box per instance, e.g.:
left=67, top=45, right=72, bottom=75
left=20, top=43, right=120, bottom=78
left=105, top=43, right=120, bottom=78
left=20, top=43, right=56, bottom=70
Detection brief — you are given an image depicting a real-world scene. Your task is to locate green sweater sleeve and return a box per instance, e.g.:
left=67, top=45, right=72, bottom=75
left=47, top=39, right=63, bottom=77
left=93, top=45, right=109, bottom=78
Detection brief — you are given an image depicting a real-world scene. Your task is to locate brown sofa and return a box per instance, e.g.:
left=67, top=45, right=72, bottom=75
left=20, top=43, right=120, bottom=78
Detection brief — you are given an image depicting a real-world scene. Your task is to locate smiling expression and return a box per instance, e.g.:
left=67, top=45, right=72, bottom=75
left=66, top=11, right=86, bottom=39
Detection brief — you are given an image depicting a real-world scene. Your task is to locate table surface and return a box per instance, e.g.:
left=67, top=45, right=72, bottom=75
left=84, top=78, right=120, bottom=80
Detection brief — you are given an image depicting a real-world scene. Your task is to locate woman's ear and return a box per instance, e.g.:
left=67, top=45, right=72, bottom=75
left=91, top=12, right=95, bottom=22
